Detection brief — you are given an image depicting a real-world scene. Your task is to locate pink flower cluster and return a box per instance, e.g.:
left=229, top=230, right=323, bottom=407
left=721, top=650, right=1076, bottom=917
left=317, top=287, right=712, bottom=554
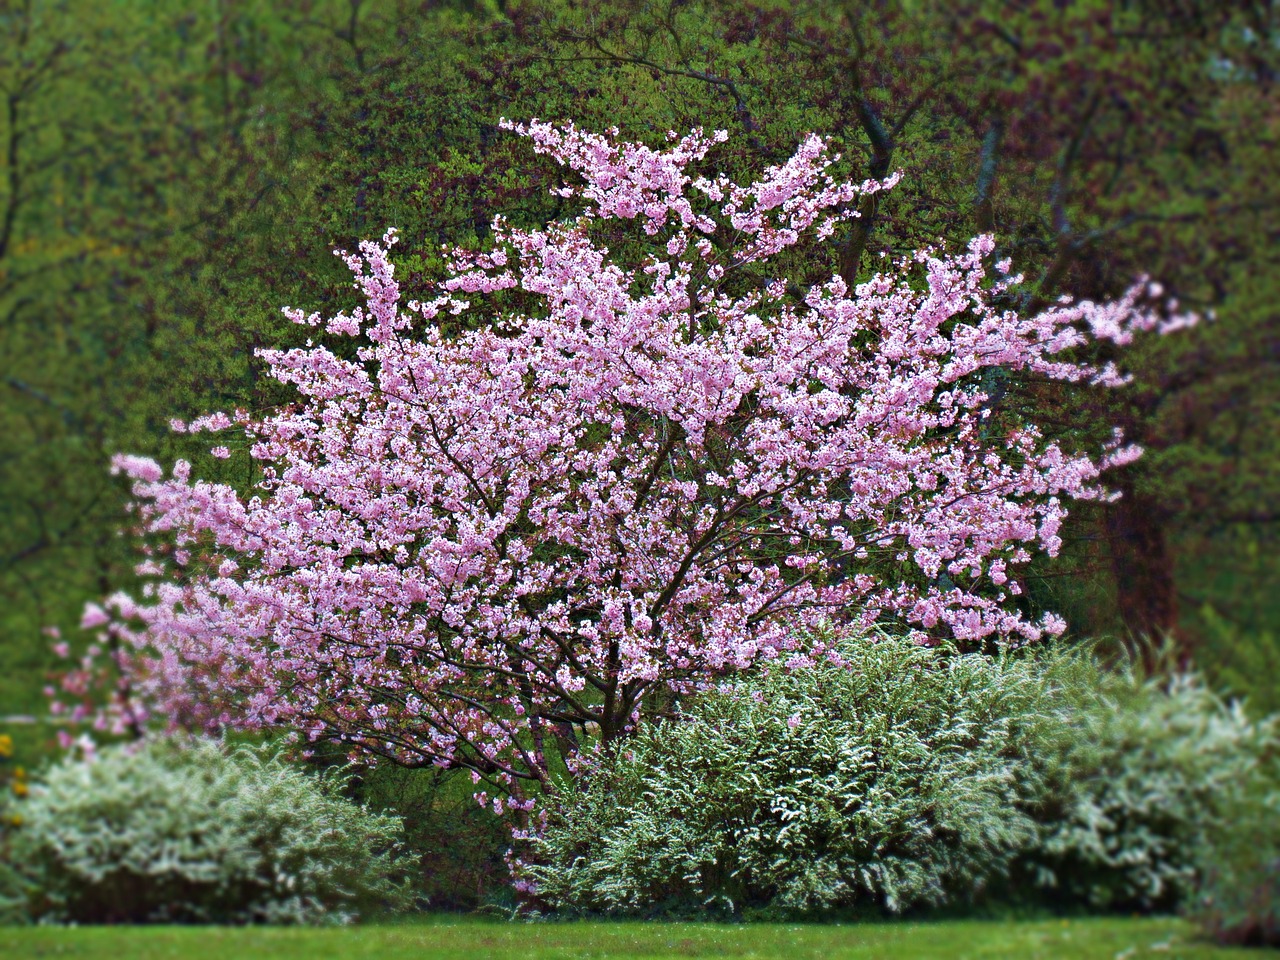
left=83, top=122, right=1187, bottom=796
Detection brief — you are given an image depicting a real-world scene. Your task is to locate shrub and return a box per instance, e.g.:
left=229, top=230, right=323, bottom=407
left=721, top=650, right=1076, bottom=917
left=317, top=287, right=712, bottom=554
left=0, top=731, right=29, bottom=922
left=0, top=738, right=413, bottom=925
left=1188, top=778, right=1280, bottom=946
left=530, top=634, right=1278, bottom=918
left=0, top=732, right=29, bottom=827
left=309, top=753, right=510, bottom=912
left=0, top=733, right=28, bottom=808
left=1195, top=603, right=1280, bottom=718
left=1013, top=651, right=1277, bottom=911
left=529, top=631, right=1040, bottom=917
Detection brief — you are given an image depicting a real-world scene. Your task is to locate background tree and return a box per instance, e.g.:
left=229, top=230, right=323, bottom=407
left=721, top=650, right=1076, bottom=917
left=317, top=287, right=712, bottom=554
left=2, top=0, right=1273, bottom=725
left=0, top=0, right=475, bottom=712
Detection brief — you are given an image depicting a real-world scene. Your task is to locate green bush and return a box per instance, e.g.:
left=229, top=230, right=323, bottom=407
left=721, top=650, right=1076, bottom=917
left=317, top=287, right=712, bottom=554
left=1013, top=652, right=1276, bottom=910
left=530, top=634, right=1278, bottom=919
left=529, top=632, right=1040, bottom=917
left=0, top=738, right=414, bottom=925
left=1187, top=777, right=1280, bottom=946
left=1195, top=603, right=1280, bottom=718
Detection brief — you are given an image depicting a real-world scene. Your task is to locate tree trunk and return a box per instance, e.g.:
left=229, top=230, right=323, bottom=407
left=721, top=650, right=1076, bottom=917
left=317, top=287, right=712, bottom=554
left=1104, top=481, right=1180, bottom=668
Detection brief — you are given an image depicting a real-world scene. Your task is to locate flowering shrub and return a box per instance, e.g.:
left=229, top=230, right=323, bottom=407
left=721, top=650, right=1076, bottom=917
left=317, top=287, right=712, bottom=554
left=79, top=121, right=1188, bottom=801
left=1189, top=778, right=1280, bottom=947
left=1017, top=652, right=1280, bottom=910
left=0, top=738, right=412, bottom=925
left=528, top=630, right=1037, bottom=916
left=530, top=636, right=1278, bottom=917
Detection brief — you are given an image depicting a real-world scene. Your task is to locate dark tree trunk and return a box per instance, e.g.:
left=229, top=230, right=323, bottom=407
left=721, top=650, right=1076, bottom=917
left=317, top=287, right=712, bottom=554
left=1104, top=481, right=1180, bottom=667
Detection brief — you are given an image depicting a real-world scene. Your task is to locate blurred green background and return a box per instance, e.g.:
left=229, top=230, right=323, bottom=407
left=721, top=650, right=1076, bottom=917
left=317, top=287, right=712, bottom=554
left=1, top=0, right=1276, bottom=719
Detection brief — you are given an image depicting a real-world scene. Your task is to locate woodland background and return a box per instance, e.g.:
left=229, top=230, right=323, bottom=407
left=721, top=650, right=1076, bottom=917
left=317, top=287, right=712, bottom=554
left=0, top=0, right=1276, bottom=723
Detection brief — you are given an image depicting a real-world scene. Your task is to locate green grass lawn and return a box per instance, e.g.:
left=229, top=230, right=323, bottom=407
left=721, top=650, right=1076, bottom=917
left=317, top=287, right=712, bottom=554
left=0, top=917, right=1269, bottom=960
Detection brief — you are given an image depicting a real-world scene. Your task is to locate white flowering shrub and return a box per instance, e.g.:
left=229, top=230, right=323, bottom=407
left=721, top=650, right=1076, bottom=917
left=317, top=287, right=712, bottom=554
left=531, top=635, right=1279, bottom=918
left=1017, top=652, right=1279, bottom=910
left=529, top=631, right=1040, bottom=917
left=0, top=738, right=413, bottom=925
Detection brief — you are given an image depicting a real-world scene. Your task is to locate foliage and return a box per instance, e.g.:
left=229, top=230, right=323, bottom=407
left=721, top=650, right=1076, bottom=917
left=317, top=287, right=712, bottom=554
left=0, top=731, right=28, bottom=919
left=362, top=765, right=511, bottom=913
left=530, top=635, right=1279, bottom=918
left=1014, top=649, right=1278, bottom=910
left=0, top=0, right=327, bottom=714
left=528, top=630, right=1040, bottom=917
left=1188, top=777, right=1280, bottom=947
left=1, top=0, right=490, bottom=715
left=0, top=738, right=413, bottom=925
left=0, top=733, right=26, bottom=809
left=305, top=751, right=511, bottom=912
left=1192, top=599, right=1280, bottom=718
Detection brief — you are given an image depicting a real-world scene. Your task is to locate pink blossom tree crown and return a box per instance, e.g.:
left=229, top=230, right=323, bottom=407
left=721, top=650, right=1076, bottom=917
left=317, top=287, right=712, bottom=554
left=85, top=120, right=1188, bottom=796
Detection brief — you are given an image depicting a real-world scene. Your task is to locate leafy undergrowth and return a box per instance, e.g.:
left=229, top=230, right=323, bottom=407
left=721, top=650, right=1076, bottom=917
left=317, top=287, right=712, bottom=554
left=0, top=720, right=63, bottom=765
left=0, top=917, right=1266, bottom=959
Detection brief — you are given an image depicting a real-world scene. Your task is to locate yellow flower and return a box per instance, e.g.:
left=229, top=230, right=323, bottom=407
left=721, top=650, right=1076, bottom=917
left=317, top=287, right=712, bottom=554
left=12, top=767, right=23, bottom=780
left=11, top=781, right=28, bottom=798
left=6, top=814, right=21, bottom=828
left=0, top=734, right=12, bottom=759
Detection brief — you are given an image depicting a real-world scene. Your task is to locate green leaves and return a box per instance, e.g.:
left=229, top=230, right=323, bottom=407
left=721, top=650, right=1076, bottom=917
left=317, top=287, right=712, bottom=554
left=1, top=737, right=413, bottom=925
left=531, top=634, right=1279, bottom=918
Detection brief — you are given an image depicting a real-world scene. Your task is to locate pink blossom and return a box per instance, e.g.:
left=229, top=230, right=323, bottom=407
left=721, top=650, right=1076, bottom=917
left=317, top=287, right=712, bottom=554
left=80, top=604, right=110, bottom=630
left=109, top=455, right=162, bottom=483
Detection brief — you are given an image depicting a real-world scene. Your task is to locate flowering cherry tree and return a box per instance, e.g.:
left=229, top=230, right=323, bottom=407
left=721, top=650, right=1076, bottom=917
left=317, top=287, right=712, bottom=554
left=82, top=120, right=1186, bottom=800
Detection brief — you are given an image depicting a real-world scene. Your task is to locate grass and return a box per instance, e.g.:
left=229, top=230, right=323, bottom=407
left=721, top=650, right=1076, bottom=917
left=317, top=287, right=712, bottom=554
left=0, top=917, right=1270, bottom=960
